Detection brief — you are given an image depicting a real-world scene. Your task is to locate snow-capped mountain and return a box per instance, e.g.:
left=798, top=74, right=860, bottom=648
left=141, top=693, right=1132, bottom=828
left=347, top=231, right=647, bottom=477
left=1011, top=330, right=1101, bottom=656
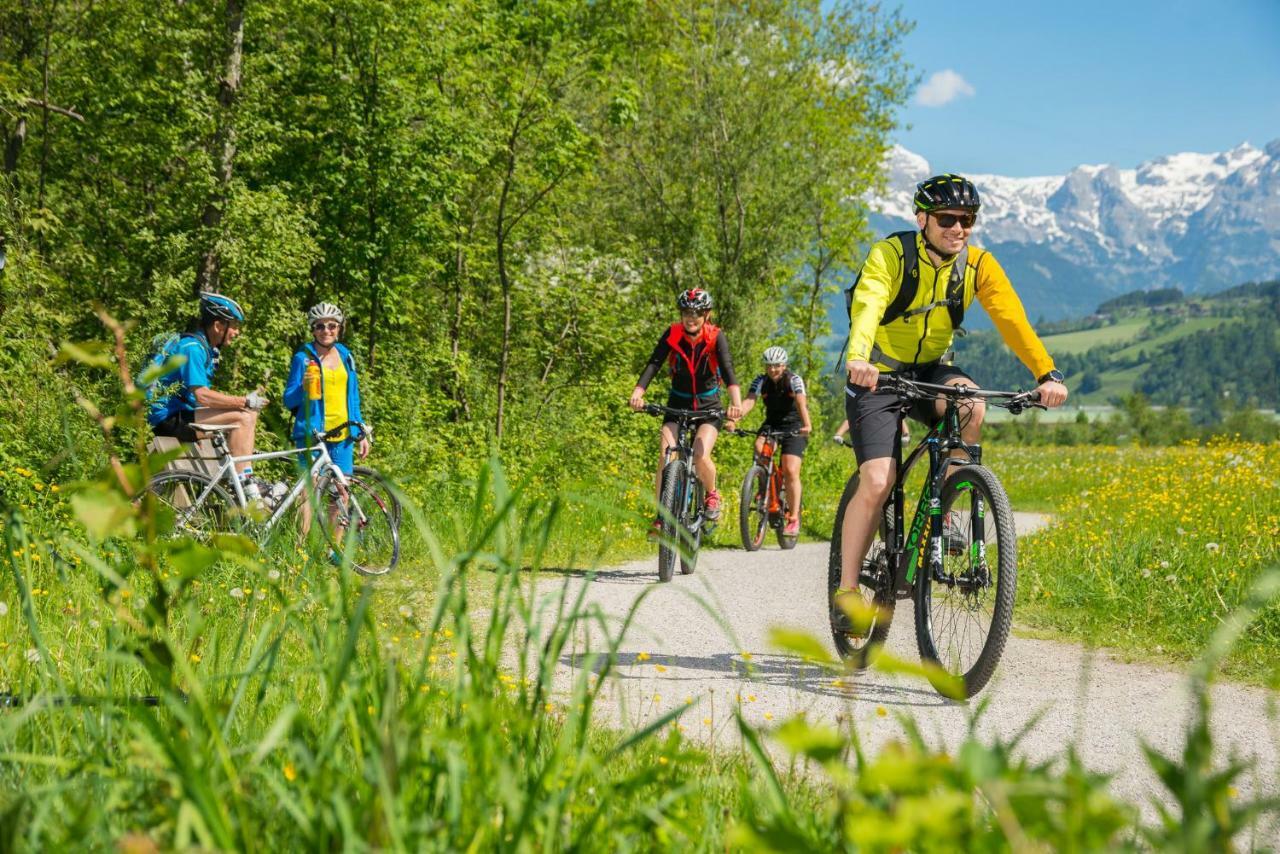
left=870, top=140, right=1280, bottom=321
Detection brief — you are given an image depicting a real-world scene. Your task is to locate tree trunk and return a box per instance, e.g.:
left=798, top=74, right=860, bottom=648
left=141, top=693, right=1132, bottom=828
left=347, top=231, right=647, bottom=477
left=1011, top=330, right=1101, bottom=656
left=36, top=1, right=58, bottom=214
left=2, top=118, right=25, bottom=177
left=493, top=131, right=519, bottom=442
left=194, top=0, right=244, bottom=297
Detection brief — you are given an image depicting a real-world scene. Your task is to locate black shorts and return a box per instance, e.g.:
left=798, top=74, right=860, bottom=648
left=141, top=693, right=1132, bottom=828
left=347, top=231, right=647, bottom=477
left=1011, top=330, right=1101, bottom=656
left=150, top=410, right=199, bottom=443
left=762, top=426, right=808, bottom=458
left=843, top=362, right=976, bottom=466
left=663, top=395, right=724, bottom=431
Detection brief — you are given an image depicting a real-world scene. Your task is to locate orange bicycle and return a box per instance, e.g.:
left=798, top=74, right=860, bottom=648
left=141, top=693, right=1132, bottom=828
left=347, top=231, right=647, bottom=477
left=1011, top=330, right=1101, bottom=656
left=732, top=426, right=802, bottom=551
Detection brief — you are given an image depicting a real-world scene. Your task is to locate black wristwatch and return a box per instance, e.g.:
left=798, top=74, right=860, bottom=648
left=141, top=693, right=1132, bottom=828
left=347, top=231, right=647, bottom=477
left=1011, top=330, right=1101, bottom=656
left=1037, top=369, right=1065, bottom=384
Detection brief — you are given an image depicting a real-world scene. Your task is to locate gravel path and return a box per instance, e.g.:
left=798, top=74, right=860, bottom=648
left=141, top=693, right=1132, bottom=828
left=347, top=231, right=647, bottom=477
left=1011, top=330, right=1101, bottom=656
left=538, top=512, right=1280, bottom=823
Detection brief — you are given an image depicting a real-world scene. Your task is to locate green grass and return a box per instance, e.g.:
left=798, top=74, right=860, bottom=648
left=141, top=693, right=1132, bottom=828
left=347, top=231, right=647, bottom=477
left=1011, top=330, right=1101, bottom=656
left=3, top=454, right=1194, bottom=851
left=3, top=433, right=1279, bottom=846
left=1009, top=440, right=1280, bottom=684
left=1040, top=315, right=1147, bottom=354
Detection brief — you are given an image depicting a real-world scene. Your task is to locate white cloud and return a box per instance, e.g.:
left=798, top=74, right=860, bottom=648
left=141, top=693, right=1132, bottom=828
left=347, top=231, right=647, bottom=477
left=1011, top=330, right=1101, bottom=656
left=916, top=70, right=975, bottom=108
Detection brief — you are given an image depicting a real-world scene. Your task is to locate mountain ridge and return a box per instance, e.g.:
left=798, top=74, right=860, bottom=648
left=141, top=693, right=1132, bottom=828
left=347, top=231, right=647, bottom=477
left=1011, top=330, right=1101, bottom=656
left=869, top=140, right=1280, bottom=321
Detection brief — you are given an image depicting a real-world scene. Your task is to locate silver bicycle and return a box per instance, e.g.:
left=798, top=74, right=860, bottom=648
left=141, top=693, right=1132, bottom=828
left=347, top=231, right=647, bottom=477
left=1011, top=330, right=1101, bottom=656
left=145, top=420, right=399, bottom=575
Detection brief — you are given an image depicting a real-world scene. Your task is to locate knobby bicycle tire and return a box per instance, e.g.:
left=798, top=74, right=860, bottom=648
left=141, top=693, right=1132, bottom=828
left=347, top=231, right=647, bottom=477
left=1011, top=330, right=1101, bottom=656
left=680, top=478, right=703, bottom=575
left=657, top=460, right=685, bottom=582
left=146, top=470, right=237, bottom=540
left=776, top=475, right=797, bottom=551
left=739, top=465, right=769, bottom=551
left=914, top=464, right=1017, bottom=698
left=827, top=472, right=895, bottom=668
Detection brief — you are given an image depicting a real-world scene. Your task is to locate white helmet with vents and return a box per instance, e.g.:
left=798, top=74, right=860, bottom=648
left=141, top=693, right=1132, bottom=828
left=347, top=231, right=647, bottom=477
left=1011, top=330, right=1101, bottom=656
left=762, top=346, right=788, bottom=366
left=308, top=302, right=345, bottom=328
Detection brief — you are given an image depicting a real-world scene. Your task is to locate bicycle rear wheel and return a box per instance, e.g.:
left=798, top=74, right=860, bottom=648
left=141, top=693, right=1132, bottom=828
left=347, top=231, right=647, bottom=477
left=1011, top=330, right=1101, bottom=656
left=739, top=465, right=769, bottom=551
left=915, top=464, right=1016, bottom=698
left=317, top=475, right=401, bottom=576
left=146, top=470, right=236, bottom=539
left=657, top=460, right=685, bottom=582
left=827, top=472, right=894, bottom=668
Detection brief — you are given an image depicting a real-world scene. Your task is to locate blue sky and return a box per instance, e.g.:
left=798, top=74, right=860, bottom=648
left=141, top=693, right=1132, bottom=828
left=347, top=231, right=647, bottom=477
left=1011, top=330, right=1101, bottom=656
left=893, top=0, right=1280, bottom=176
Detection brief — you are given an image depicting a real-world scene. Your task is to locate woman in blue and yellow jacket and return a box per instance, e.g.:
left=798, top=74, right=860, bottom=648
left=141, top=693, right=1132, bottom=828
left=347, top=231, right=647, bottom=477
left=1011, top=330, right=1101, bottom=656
left=283, top=302, right=369, bottom=475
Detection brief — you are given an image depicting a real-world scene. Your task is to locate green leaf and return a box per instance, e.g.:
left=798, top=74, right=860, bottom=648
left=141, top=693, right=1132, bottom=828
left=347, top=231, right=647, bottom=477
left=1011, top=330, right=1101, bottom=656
left=774, top=714, right=846, bottom=764
left=210, top=533, right=257, bottom=556
left=166, top=540, right=219, bottom=578
left=766, top=626, right=837, bottom=667
left=56, top=341, right=113, bottom=369
left=70, top=485, right=136, bottom=540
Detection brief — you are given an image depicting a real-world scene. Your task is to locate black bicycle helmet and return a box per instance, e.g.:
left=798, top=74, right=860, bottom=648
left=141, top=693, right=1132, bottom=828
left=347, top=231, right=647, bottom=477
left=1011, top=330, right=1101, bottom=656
left=913, top=174, right=981, bottom=213
left=677, top=288, right=713, bottom=312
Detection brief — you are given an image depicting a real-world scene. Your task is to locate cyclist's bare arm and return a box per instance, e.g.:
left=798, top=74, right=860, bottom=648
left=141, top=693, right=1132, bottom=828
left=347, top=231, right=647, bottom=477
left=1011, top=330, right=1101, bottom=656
left=726, top=384, right=743, bottom=421
left=795, top=392, right=813, bottom=434
left=194, top=386, right=253, bottom=410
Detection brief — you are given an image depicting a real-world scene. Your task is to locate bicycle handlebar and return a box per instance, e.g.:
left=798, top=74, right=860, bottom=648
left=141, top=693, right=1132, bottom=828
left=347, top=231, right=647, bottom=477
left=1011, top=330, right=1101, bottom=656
left=312, top=420, right=374, bottom=443
left=877, top=376, right=1045, bottom=414
left=637, top=403, right=722, bottom=422
left=726, top=426, right=804, bottom=439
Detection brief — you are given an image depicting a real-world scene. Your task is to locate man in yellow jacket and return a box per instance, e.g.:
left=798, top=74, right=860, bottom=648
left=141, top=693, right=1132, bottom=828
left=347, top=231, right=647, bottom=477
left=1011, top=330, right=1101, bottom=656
left=833, top=173, right=1069, bottom=632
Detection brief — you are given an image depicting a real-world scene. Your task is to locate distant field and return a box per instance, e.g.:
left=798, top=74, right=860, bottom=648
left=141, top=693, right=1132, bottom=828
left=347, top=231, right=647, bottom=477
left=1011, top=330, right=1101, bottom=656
left=1109, top=315, right=1235, bottom=361
left=1074, top=364, right=1144, bottom=405
left=1040, top=315, right=1146, bottom=354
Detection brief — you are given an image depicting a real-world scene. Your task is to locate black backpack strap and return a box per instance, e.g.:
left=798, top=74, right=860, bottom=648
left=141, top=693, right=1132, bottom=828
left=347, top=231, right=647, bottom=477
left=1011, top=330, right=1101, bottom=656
left=946, top=246, right=969, bottom=333
left=878, top=231, right=920, bottom=326
left=832, top=230, right=920, bottom=373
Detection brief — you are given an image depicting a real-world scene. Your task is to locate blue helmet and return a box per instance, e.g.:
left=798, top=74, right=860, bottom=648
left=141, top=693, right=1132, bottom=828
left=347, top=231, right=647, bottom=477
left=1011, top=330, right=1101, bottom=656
left=199, top=292, right=246, bottom=323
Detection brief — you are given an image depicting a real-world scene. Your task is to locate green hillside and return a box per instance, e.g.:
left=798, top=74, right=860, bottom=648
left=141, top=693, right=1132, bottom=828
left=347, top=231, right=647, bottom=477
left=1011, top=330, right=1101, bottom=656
left=1039, top=315, right=1145, bottom=355
left=953, top=281, right=1280, bottom=414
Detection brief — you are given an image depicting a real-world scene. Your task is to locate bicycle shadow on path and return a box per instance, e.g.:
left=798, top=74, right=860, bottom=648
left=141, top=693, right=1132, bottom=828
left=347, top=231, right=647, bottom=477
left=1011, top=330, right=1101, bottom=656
left=559, top=649, right=951, bottom=709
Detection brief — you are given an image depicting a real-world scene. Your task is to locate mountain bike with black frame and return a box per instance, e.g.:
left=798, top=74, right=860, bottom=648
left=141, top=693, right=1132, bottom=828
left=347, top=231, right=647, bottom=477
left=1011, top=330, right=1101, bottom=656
left=828, top=376, right=1043, bottom=698
left=638, top=403, right=721, bottom=582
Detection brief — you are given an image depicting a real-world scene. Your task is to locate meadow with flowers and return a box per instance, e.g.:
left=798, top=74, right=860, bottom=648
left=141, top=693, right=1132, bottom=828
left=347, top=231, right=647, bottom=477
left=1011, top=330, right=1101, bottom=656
left=7, top=441, right=1276, bottom=850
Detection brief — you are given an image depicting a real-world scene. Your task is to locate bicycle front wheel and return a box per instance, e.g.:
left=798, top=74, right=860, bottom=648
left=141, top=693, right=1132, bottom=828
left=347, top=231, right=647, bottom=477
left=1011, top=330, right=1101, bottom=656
left=776, top=477, right=798, bottom=550
left=317, top=476, right=401, bottom=576
left=146, top=470, right=237, bottom=540
left=739, top=465, right=768, bottom=551
left=351, top=465, right=402, bottom=529
left=915, top=464, right=1017, bottom=698
left=657, top=460, right=685, bottom=583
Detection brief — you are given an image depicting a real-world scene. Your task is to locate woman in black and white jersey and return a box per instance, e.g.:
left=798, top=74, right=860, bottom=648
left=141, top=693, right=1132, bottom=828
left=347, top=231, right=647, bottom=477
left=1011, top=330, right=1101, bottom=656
left=732, top=346, right=812, bottom=536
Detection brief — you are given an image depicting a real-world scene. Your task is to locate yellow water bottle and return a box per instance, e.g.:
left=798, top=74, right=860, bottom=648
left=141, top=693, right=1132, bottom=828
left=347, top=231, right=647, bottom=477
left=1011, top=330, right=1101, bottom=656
left=305, top=362, right=322, bottom=401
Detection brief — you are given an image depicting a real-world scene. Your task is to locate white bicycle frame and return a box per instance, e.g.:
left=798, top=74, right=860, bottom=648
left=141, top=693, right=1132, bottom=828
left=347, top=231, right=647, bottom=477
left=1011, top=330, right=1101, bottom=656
left=182, top=431, right=366, bottom=536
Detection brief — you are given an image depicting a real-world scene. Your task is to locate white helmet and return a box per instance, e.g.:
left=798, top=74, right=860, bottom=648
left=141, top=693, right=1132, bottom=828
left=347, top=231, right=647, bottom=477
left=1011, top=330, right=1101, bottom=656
left=308, top=302, right=345, bottom=328
left=762, top=346, right=788, bottom=366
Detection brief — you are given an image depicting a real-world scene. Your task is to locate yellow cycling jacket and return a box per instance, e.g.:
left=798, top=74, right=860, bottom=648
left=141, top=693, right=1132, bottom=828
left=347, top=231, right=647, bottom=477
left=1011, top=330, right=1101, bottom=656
left=845, top=232, right=1056, bottom=379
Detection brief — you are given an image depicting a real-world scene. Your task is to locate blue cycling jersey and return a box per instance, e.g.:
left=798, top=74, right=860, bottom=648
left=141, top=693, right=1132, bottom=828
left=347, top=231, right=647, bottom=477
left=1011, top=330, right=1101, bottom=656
left=145, top=332, right=217, bottom=426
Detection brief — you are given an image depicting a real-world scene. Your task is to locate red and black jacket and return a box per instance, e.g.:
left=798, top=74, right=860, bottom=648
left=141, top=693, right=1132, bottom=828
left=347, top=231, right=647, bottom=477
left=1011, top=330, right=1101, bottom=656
left=637, top=323, right=737, bottom=410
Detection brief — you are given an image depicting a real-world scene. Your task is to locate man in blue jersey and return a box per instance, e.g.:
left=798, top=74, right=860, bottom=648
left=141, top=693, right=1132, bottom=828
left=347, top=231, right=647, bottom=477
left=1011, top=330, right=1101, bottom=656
left=146, top=293, right=267, bottom=487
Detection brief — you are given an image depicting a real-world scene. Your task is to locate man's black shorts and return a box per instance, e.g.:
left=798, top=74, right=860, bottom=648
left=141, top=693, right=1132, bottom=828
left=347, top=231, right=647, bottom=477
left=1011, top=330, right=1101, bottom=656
left=150, top=410, right=199, bottom=443
left=843, top=363, right=977, bottom=466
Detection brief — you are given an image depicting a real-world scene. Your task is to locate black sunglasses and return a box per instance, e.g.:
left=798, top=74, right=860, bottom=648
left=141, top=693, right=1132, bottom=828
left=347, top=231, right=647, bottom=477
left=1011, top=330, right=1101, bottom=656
left=311, top=321, right=341, bottom=332
left=931, top=212, right=977, bottom=229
